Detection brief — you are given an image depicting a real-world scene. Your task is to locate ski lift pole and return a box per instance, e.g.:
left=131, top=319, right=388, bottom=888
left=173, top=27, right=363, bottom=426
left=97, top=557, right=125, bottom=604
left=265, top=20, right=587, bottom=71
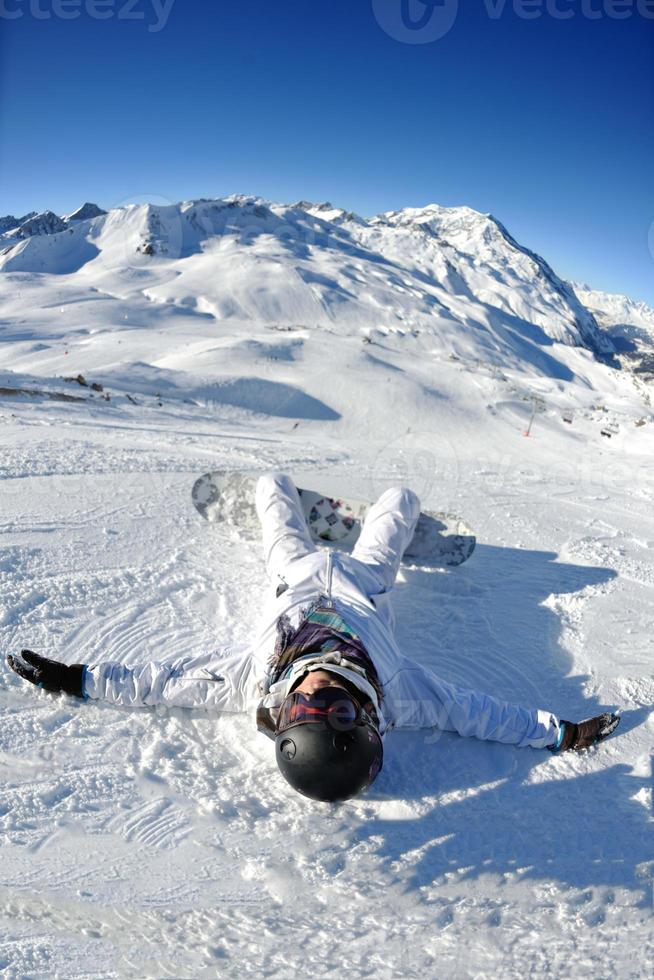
left=523, top=398, right=538, bottom=437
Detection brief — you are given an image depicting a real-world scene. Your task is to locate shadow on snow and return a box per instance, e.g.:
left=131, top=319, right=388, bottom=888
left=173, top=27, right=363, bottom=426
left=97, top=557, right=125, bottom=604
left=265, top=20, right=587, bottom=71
left=358, top=543, right=652, bottom=900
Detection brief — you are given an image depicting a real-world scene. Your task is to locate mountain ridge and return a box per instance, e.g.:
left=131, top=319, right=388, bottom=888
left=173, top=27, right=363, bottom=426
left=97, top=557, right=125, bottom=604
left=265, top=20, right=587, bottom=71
left=0, top=194, right=617, bottom=362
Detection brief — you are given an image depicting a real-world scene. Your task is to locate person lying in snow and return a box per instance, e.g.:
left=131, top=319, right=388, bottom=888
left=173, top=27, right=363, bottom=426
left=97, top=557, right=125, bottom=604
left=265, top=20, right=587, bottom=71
left=7, top=472, right=620, bottom=802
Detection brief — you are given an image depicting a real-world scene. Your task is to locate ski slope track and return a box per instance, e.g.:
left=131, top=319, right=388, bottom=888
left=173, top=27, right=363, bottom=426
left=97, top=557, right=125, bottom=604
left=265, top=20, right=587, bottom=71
left=0, top=195, right=653, bottom=977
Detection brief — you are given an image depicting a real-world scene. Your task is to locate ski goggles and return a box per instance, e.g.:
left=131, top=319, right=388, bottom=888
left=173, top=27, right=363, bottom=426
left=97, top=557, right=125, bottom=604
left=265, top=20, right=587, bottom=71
left=276, top=686, right=379, bottom=735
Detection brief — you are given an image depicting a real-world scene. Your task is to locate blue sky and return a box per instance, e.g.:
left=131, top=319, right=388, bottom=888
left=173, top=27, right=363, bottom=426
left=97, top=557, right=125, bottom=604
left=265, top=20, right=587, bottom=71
left=1, top=0, right=653, bottom=303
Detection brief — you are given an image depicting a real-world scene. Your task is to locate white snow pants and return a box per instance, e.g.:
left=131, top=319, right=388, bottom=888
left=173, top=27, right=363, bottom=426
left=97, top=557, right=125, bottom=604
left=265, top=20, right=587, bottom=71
left=254, top=473, right=420, bottom=595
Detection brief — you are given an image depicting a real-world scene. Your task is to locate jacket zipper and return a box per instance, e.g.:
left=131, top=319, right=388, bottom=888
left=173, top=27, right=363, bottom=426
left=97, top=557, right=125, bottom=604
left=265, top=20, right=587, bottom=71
left=326, top=550, right=334, bottom=606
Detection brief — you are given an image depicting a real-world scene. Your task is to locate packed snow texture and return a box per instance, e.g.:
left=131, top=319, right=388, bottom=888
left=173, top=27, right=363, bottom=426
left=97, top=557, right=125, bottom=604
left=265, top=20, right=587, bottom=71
left=0, top=195, right=653, bottom=977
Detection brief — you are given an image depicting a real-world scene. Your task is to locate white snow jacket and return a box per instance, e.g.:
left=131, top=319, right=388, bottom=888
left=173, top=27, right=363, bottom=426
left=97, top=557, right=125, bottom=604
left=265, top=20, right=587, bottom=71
left=83, top=474, right=561, bottom=750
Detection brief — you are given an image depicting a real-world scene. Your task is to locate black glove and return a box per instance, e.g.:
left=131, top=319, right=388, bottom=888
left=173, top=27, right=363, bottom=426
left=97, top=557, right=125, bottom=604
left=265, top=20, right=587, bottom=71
left=6, top=649, right=85, bottom=698
left=553, top=712, right=620, bottom=752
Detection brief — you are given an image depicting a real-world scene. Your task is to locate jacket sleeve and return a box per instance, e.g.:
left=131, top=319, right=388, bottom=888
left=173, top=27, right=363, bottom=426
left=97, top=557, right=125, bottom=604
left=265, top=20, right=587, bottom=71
left=386, top=661, right=560, bottom=749
left=83, top=645, right=256, bottom=713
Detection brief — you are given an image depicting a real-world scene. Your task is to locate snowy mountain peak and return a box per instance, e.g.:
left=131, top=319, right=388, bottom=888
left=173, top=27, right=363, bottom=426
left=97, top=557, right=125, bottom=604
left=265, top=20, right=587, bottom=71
left=370, top=203, right=612, bottom=356
left=371, top=203, right=501, bottom=240
left=573, top=283, right=654, bottom=333
left=64, top=202, right=107, bottom=222
left=374, top=204, right=530, bottom=261
left=293, top=199, right=327, bottom=212
left=572, top=283, right=654, bottom=381
left=0, top=211, right=37, bottom=235
left=9, top=210, right=67, bottom=239
left=374, top=202, right=482, bottom=223
left=289, top=200, right=363, bottom=224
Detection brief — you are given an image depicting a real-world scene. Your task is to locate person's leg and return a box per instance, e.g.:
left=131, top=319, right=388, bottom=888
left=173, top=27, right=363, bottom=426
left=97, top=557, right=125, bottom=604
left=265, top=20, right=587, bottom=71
left=255, top=472, right=316, bottom=584
left=351, top=487, right=420, bottom=592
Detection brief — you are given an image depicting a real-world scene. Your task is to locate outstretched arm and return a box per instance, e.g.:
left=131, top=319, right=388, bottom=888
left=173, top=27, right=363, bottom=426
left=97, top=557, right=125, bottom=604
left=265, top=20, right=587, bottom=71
left=388, top=661, right=619, bottom=751
left=7, top=646, right=256, bottom=714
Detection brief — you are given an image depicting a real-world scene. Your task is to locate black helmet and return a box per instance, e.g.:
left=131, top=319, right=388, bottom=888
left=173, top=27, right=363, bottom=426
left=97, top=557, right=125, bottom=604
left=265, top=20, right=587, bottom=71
left=275, top=686, right=383, bottom=802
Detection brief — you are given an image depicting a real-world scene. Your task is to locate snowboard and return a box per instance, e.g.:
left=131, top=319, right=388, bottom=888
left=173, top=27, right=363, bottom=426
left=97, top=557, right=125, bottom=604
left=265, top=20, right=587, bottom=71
left=192, top=471, right=475, bottom=568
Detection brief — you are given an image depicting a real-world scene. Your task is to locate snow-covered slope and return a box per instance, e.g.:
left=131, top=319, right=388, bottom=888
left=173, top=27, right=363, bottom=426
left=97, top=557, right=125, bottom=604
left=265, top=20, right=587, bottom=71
left=0, top=195, right=613, bottom=363
left=1, top=194, right=653, bottom=977
left=371, top=204, right=613, bottom=354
